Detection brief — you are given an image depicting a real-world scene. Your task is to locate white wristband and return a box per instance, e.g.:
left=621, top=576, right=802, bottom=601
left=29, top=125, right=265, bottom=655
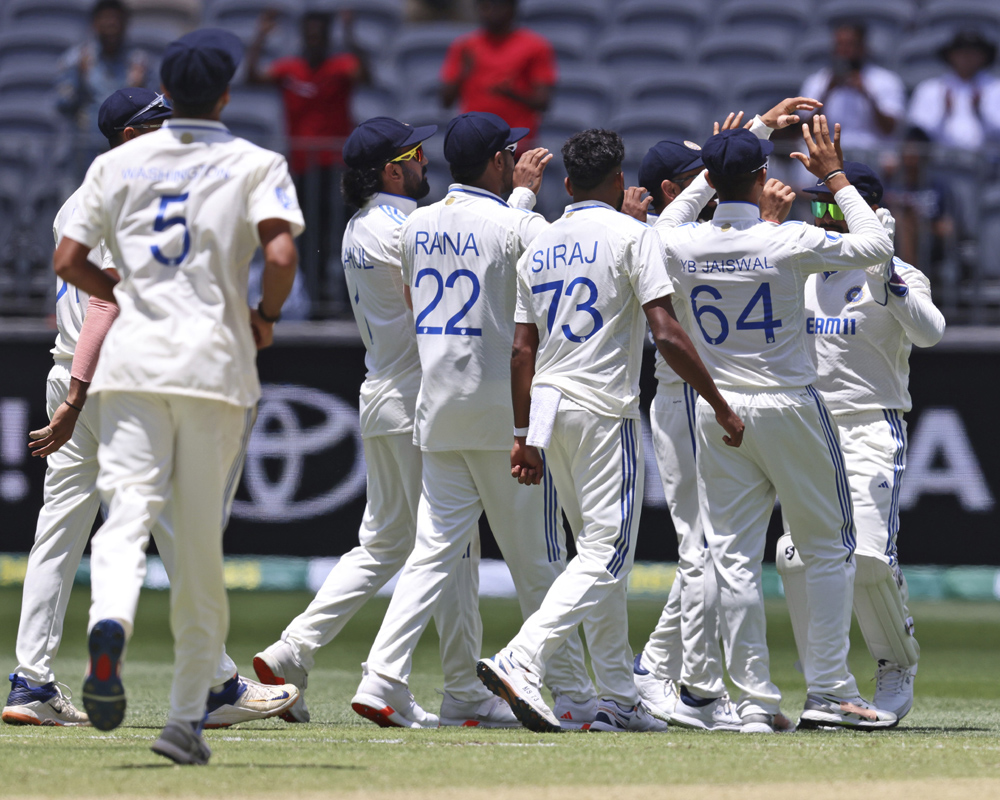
left=514, top=426, right=529, bottom=437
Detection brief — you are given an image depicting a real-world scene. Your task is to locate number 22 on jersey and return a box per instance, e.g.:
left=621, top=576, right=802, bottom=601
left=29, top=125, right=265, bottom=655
left=414, top=267, right=481, bottom=336
left=691, top=282, right=782, bottom=345
left=150, top=193, right=190, bottom=267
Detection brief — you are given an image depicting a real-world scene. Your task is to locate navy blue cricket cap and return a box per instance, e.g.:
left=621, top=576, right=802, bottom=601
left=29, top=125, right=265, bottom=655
left=802, top=160, right=884, bottom=204
left=97, top=88, right=172, bottom=140
left=639, top=139, right=704, bottom=189
left=701, top=128, right=774, bottom=176
left=343, top=117, right=438, bottom=169
left=160, top=28, right=243, bottom=107
left=443, top=112, right=529, bottom=168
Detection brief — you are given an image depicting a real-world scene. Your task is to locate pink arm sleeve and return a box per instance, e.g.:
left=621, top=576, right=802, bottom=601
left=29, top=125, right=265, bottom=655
left=70, top=296, right=119, bottom=383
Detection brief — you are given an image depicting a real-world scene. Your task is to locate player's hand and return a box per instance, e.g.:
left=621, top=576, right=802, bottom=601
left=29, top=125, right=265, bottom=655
left=716, top=406, right=744, bottom=448
left=791, top=115, right=843, bottom=179
left=759, top=96, right=822, bottom=130
left=511, top=439, right=543, bottom=486
left=714, top=111, right=746, bottom=134
left=512, top=147, right=553, bottom=195
left=250, top=309, right=275, bottom=350
left=28, top=402, right=80, bottom=458
left=876, top=207, right=896, bottom=245
left=621, top=186, right=652, bottom=222
left=759, top=179, right=795, bottom=223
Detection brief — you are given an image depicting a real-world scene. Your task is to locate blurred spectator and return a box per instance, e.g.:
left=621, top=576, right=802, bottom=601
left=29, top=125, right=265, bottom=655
left=800, top=24, right=906, bottom=151
left=406, top=0, right=474, bottom=23
left=440, top=0, right=556, bottom=150
left=246, top=10, right=370, bottom=310
left=883, top=128, right=958, bottom=273
left=908, top=31, right=1000, bottom=150
left=56, top=0, right=150, bottom=139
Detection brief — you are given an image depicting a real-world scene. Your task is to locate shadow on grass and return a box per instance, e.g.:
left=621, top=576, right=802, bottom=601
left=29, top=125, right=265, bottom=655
left=113, top=764, right=366, bottom=770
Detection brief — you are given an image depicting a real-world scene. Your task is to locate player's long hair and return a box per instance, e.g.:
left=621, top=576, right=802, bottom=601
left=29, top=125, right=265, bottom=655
left=342, top=166, right=382, bottom=208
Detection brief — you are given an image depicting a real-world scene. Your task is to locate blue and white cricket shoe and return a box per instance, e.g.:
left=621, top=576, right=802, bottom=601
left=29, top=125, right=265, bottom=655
left=632, top=652, right=679, bottom=722
left=797, top=694, right=898, bottom=731
left=553, top=694, right=597, bottom=731
left=204, top=675, right=300, bottom=728
left=2, top=673, right=90, bottom=726
left=82, top=619, right=126, bottom=731
left=476, top=649, right=561, bottom=733
left=589, top=698, right=668, bottom=732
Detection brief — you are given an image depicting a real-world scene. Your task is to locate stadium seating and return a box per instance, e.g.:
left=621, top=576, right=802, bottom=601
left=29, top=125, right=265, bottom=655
left=222, top=87, right=285, bottom=146
left=308, top=0, right=403, bottom=53
left=1, top=0, right=90, bottom=30
left=596, top=31, right=688, bottom=75
left=694, top=30, right=793, bottom=68
left=392, top=24, right=475, bottom=83
left=0, top=23, right=81, bottom=72
left=518, top=0, right=608, bottom=48
left=609, top=0, right=710, bottom=41
left=0, top=61, right=61, bottom=103
left=622, top=74, right=726, bottom=135
left=715, top=0, right=812, bottom=39
left=922, top=0, right=1000, bottom=41
left=817, top=0, right=917, bottom=40
left=546, top=64, right=617, bottom=127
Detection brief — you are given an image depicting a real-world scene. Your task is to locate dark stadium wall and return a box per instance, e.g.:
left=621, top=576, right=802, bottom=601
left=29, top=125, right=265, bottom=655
left=0, top=338, right=997, bottom=566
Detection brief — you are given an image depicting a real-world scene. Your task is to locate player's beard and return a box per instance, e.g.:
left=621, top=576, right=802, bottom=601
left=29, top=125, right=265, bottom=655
left=404, top=165, right=430, bottom=200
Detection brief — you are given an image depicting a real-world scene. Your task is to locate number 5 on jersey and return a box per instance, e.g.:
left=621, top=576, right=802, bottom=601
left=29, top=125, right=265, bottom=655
left=150, top=193, right=190, bottom=267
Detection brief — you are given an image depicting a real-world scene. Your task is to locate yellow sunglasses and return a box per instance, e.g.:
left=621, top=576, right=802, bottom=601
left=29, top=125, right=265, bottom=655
left=389, top=143, right=424, bottom=163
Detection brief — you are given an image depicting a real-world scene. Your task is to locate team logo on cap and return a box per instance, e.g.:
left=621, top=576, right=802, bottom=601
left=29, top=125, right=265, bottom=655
left=845, top=286, right=864, bottom=304
left=683, top=141, right=702, bottom=150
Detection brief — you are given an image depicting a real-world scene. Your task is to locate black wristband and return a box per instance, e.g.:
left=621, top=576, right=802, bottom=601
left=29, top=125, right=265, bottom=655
left=64, top=401, right=83, bottom=412
left=256, top=301, right=281, bottom=323
left=822, top=169, right=846, bottom=183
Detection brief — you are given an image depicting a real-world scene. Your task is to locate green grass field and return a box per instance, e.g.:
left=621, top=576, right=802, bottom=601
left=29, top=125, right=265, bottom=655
left=2, top=586, right=999, bottom=799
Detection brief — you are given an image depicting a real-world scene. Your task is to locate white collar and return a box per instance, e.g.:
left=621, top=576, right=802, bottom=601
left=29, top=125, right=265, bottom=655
left=712, top=201, right=762, bottom=222
left=365, top=191, right=418, bottom=215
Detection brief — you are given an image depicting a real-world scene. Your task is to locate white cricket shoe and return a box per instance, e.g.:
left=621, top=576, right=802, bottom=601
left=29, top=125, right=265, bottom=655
left=253, top=640, right=311, bottom=723
left=351, top=664, right=439, bottom=728
left=476, top=650, right=561, bottom=733
left=872, top=660, right=916, bottom=720
left=203, top=675, right=300, bottom=728
left=438, top=691, right=520, bottom=728
left=553, top=695, right=597, bottom=731
left=632, top=653, right=678, bottom=722
left=797, top=694, right=898, bottom=731
left=151, top=719, right=211, bottom=765
left=740, top=713, right=775, bottom=734
left=589, top=698, right=668, bottom=733
left=670, top=687, right=742, bottom=731
left=2, top=674, right=90, bottom=727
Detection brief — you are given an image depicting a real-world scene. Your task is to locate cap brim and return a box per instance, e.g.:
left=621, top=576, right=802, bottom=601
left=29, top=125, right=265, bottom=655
left=760, top=140, right=775, bottom=157
left=801, top=185, right=828, bottom=195
left=400, top=124, right=438, bottom=148
left=138, top=106, right=173, bottom=126
left=506, top=127, right=530, bottom=146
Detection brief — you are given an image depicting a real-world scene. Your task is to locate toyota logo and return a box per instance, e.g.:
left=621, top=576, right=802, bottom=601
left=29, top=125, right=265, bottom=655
left=231, top=385, right=367, bottom=522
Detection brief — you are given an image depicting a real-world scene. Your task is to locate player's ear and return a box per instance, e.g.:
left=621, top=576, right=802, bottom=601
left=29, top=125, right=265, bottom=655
left=563, top=176, right=573, bottom=197
left=705, top=172, right=716, bottom=190
left=121, top=126, right=137, bottom=142
left=661, top=178, right=676, bottom=201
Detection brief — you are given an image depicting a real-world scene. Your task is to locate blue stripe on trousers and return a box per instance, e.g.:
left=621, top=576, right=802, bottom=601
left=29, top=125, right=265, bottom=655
left=608, top=419, right=637, bottom=577
left=806, top=386, right=855, bottom=555
left=882, top=409, right=906, bottom=564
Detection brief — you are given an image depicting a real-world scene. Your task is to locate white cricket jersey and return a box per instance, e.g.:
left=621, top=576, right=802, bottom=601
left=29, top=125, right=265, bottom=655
left=51, top=188, right=112, bottom=363
left=341, top=192, right=421, bottom=438
left=62, top=118, right=305, bottom=408
left=400, top=183, right=547, bottom=451
left=805, top=257, right=945, bottom=414
left=515, top=200, right=674, bottom=419
left=649, top=116, right=776, bottom=390
left=660, top=185, right=893, bottom=390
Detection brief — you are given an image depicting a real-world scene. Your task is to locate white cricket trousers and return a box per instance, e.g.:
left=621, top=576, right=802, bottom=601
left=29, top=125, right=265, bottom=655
left=278, top=433, right=484, bottom=701
left=643, top=383, right=725, bottom=697
left=366, top=448, right=594, bottom=703
left=508, top=409, right=643, bottom=707
left=14, top=367, right=237, bottom=687
left=696, top=386, right=859, bottom=717
left=89, top=391, right=253, bottom=723
left=836, top=409, right=918, bottom=664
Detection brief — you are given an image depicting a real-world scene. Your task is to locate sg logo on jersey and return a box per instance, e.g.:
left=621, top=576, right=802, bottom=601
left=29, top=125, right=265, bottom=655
left=231, top=385, right=366, bottom=522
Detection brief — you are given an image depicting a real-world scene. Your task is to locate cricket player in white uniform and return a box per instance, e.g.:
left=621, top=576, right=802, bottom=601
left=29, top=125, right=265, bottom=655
left=354, top=111, right=598, bottom=730
left=634, top=100, right=820, bottom=731
left=477, top=128, right=744, bottom=733
left=53, top=30, right=305, bottom=764
left=253, top=117, right=494, bottom=728
left=3, top=88, right=296, bottom=732
left=776, top=160, right=944, bottom=721
left=659, top=118, right=898, bottom=732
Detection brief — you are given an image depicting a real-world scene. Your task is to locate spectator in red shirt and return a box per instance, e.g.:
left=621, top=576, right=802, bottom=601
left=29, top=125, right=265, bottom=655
left=441, top=0, right=556, bottom=151
left=247, top=10, right=370, bottom=313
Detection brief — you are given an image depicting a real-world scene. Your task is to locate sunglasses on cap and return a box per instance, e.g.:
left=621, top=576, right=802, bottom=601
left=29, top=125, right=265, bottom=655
left=115, top=93, right=170, bottom=131
left=388, top=143, right=425, bottom=164
left=505, top=142, right=517, bottom=154
left=811, top=200, right=845, bottom=221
